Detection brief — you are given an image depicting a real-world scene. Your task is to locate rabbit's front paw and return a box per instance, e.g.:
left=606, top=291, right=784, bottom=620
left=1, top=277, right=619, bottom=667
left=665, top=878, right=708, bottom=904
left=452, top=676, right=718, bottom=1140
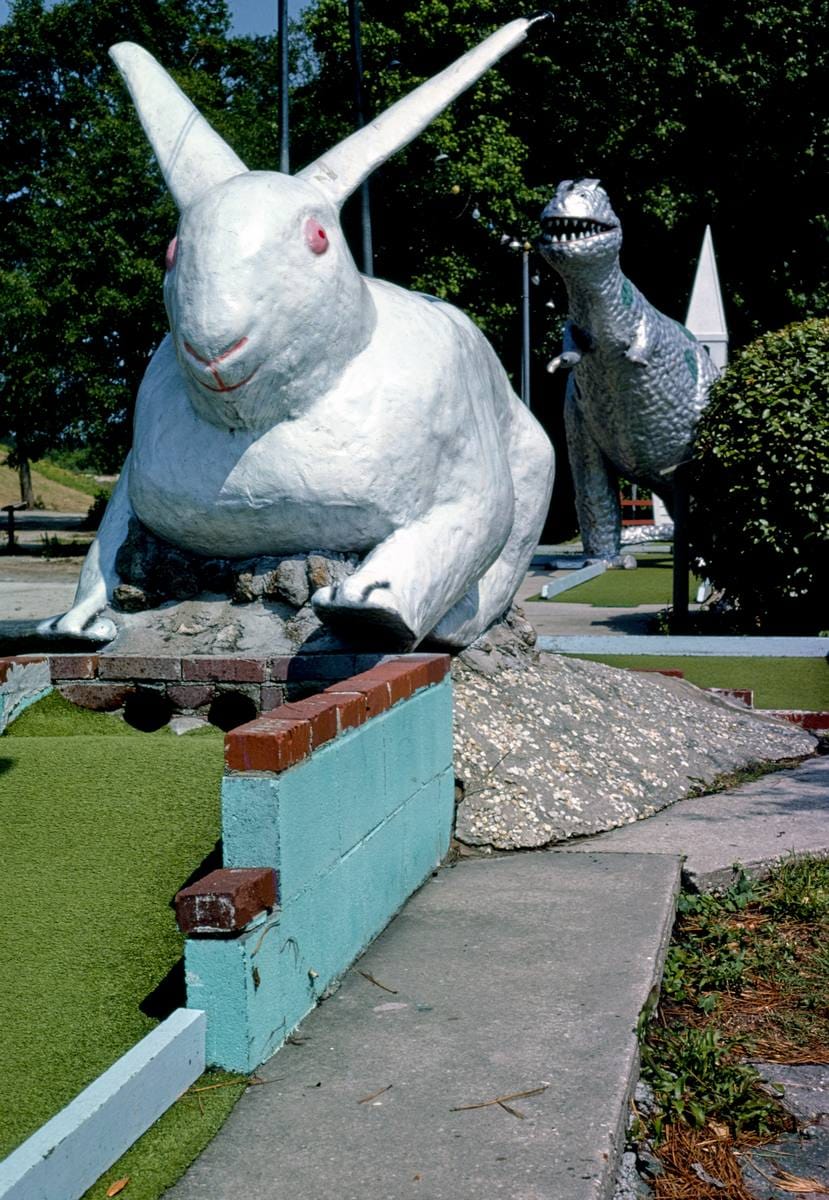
left=37, top=611, right=117, bottom=643
left=312, top=579, right=416, bottom=649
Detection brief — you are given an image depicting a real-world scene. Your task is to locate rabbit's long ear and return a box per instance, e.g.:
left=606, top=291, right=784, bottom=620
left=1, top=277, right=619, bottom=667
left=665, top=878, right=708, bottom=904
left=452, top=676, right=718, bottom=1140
left=110, top=43, right=247, bottom=210
left=297, top=14, right=549, bottom=206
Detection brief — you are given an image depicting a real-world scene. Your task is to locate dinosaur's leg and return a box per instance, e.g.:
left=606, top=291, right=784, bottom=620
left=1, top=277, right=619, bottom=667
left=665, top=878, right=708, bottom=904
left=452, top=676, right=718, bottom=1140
left=37, top=455, right=134, bottom=642
left=565, top=379, right=621, bottom=558
left=428, top=398, right=554, bottom=648
left=312, top=488, right=515, bottom=650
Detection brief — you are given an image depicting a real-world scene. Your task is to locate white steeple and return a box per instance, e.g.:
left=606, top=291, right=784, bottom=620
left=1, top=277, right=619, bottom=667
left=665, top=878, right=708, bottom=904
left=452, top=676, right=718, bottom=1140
left=685, top=226, right=728, bottom=370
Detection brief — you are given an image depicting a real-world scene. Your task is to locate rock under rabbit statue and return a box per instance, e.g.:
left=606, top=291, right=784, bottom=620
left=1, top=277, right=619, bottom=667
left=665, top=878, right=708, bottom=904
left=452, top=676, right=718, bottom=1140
left=40, top=16, right=554, bottom=650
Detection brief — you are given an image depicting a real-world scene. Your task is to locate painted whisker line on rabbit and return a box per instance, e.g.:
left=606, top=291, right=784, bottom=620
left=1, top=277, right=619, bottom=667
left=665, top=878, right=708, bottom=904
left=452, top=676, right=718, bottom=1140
left=190, top=366, right=260, bottom=394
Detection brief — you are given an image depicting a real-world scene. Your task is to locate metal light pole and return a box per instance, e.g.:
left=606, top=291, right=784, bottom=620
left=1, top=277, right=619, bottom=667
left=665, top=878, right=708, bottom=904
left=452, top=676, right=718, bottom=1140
left=348, top=0, right=374, bottom=275
left=278, top=0, right=290, bottom=172
left=671, top=463, right=690, bottom=631
left=521, top=242, right=531, bottom=409
left=509, top=237, right=532, bottom=408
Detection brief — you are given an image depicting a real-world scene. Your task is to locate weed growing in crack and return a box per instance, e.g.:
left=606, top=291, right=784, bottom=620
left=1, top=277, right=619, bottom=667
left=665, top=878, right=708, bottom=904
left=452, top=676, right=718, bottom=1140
left=638, top=857, right=829, bottom=1155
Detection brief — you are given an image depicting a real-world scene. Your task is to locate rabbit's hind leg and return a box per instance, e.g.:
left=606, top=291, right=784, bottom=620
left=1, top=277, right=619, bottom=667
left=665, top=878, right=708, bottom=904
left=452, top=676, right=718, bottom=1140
left=312, top=492, right=513, bottom=651
left=428, top=400, right=554, bottom=648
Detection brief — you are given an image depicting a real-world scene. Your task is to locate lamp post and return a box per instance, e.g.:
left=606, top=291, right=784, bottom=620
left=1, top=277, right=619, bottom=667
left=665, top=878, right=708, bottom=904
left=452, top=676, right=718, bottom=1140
left=277, top=0, right=289, bottom=172
left=508, top=237, right=534, bottom=409
left=521, top=242, right=532, bottom=408
left=348, top=0, right=374, bottom=275
left=474, top=206, right=552, bottom=411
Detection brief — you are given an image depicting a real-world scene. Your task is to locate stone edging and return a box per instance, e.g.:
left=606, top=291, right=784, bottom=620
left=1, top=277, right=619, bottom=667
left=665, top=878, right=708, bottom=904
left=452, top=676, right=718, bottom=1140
left=0, top=652, right=451, bottom=723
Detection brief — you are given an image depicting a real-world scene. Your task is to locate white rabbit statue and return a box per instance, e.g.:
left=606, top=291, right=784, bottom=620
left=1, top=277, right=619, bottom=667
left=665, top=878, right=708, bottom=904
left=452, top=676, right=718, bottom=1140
left=40, top=16, right=554, bottom=650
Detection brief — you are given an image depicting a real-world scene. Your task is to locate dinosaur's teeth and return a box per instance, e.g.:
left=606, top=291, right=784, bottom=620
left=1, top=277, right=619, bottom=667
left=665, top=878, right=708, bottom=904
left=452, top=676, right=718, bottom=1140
left=544, top=217, right=616, bottom=242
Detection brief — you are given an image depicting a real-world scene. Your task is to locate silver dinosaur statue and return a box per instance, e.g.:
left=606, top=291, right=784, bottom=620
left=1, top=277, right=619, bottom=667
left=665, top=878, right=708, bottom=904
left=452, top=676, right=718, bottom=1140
left=537, top=178, right=719, bottom=559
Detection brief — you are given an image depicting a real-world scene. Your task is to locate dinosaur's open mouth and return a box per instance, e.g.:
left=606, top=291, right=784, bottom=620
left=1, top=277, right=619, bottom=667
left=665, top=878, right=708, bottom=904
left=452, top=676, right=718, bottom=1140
left=541, top=216, right=615, bottom=243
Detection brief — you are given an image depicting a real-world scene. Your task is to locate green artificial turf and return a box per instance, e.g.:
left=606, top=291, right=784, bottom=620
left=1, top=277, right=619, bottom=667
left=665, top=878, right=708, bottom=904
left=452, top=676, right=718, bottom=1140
left=546, top=555, right=700, bottom=607
left=568, top=655, right=829, bottom=711
left=80, top=1072, right=245, bottom=1200
left=0, top=693, right=240, bottom=1196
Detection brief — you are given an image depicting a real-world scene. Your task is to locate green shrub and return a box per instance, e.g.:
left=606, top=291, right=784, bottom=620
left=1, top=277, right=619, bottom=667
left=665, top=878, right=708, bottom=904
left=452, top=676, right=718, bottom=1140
left=43, top=446, right=101, bottom=474
left=689, top=318, right=829, bottom=633
left=82, top=488, right=111, bottom=530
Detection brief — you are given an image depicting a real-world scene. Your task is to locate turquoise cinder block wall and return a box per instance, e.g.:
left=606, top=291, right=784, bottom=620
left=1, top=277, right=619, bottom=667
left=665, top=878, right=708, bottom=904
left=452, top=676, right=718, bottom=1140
left=186, top=675, right=454, bottom=1071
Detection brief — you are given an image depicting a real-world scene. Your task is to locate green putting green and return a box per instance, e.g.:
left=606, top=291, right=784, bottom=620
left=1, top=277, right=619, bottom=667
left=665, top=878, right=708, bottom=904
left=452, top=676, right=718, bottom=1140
left=0, top=693, right=244, bottom=1198
left=548, top=555, right=700, bottom=606
left=568, top=655, right=829, bottom=711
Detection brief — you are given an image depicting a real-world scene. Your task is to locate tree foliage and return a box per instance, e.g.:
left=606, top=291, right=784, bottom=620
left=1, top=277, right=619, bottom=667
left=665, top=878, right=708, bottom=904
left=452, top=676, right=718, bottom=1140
left=0, top=0, right=277, bottom=480
left=689, top=318, right=829, bottom=633
left=292, top=0, right=828, bottom=351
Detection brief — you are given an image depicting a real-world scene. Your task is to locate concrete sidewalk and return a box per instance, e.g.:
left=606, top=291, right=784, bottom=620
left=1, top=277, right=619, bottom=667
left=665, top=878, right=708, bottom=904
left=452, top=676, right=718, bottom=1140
left=517, top=562, right=682, bottom=639
left=166, top=754, right=828, bottom=1200
left=168, top=852, right=681, bottom=1200
left=571, top=755, right=829, bottom=890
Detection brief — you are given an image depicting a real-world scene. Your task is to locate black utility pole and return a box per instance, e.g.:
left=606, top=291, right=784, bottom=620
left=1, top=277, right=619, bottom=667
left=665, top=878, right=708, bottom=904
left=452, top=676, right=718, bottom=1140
left=278, top=0, right=290, bottom=172
left=521, top=243, right=531, bottom=408
left=348, top=0, right=374, bottom=275
left=671, top=465, right=691, bottom=631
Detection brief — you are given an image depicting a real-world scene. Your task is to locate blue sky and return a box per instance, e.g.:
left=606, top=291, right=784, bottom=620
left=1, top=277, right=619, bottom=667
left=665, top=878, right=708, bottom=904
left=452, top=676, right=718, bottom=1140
left=227, top=0, right=308, bottom=37
left=0, top=0, right=308, bottom=35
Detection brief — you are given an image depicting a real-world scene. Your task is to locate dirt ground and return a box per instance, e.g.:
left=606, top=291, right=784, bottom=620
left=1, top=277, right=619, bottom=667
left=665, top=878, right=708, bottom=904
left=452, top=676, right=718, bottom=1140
left=0, top=462, right=97, bottom=512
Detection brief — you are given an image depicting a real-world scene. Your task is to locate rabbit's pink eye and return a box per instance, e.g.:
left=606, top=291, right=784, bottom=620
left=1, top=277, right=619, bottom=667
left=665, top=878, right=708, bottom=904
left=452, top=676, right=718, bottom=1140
left=305, top=220, right=329, bottom=255
left=165, top=237, right=178, bottom=271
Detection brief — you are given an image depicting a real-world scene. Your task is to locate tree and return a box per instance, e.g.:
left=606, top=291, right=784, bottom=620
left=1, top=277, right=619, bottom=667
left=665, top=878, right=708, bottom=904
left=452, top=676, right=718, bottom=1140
left=0, top=0, right=278, bottom=497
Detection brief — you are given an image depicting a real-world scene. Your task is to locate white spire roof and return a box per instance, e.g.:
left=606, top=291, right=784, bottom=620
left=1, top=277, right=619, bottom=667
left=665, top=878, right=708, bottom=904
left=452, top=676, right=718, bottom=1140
left=685, top=226, right=728, bottom=342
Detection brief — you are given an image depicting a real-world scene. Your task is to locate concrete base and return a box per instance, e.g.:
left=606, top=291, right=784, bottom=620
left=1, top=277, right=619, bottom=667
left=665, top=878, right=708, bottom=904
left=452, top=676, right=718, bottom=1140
left=570, top=756, right=829, bottom=891
left=167, top=852, right=681, bottom=1200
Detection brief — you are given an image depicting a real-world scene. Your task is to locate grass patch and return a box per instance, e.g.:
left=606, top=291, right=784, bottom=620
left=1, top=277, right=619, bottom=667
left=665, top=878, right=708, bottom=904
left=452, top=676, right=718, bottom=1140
left=566, top=655, right=829, bottom=711
left=637, top=859, right=829, bottom=1195
left=544, top=555, right=700, bottom=607
left=80, top=1074, right=247, bottom=1200
left=29, top=457, right=111, bottom=499
left=0, top=693, right=235, bottom=1195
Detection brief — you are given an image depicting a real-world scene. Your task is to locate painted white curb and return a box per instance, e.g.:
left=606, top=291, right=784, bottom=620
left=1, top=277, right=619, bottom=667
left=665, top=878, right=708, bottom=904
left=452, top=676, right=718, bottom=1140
left=539, top=561, right=606, bottom=599
left=0, top=1009, right=206, bottom=1200
left=538, top=635, right=829, bottom=657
